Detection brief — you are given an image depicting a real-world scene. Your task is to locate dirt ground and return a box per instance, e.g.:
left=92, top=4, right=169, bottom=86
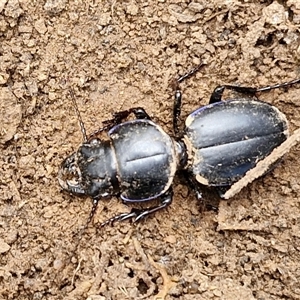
left=1, top=0, right=300, bottom=299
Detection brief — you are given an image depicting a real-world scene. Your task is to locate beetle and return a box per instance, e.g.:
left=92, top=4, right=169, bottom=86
left=58, top=66, right=300, bottom=227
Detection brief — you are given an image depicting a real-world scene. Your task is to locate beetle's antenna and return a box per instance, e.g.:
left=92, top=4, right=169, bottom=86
left=69, top=89, right=88, bottom=143
left=177, top=63, right=205, bottom=84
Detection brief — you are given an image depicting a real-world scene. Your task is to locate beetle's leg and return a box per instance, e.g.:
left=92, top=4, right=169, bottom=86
left=86, top=198, right=100, bottom=224
left=74, top=198, right=99, bottom=234
left=173, top=63, right=205, bottom=136
left=71, top=197, right=100, bottom=252
left=111, top=107, right=151, bottom=122
left=133, top=189, right=173, bottom=222
left=181, top=170, right=220, bottom=211
left=209, top=86, right=225, bottom=104
left=88, top=107, right=151, bottom=140
left=177, top=63, right=204, bottom=84
left=179, top=170, right=203, bottom=201
left=256, top=78, right=300, bottom=93
left=99, top=189, right=173, bottom=227
left=209, top=85, right=257, bottom=104
left=210, top=78, right=300, bottom=104
left=173, top=89, right=182, bottom=136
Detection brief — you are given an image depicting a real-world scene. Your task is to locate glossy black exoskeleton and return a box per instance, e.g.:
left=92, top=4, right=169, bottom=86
left=58, top=67, right=300, bottom=227
left=185, top=99, right=288, bottom=186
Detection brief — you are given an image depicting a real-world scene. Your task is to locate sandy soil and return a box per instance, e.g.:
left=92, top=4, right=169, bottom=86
left=1, top=0, right=300, bottom=299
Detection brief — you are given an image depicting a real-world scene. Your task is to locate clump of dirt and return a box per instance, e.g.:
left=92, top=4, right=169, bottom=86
left=1, top=0, right=300, bottom=299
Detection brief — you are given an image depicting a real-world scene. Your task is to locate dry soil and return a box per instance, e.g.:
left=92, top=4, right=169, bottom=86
left=1, top=0, right=300, bottom=299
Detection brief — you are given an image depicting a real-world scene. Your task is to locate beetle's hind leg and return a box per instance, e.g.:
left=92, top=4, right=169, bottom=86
left=99, top=189, right=173, bottom=227
left=209, top=78, right=300, bottom=104
left=181, top=171, right=219, bottom=212
left=209, top=85, right=257, bottom=104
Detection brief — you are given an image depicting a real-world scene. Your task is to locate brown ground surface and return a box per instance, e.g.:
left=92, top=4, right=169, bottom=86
left=1, top=1, right=300, bottom=299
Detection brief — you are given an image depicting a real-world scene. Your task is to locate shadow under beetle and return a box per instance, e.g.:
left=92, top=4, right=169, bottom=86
left=58, top=65, right=300, bottom=227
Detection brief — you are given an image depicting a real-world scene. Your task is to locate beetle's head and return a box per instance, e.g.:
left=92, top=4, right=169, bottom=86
left=58, top=152, right=86, bottom=195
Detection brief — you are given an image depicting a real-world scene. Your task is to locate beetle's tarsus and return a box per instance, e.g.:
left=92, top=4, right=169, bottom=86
left=99, top=190, right=173, bottom=227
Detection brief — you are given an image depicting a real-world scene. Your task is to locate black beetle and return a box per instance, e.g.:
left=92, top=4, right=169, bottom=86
left=58, top=66, right=300, bottom=226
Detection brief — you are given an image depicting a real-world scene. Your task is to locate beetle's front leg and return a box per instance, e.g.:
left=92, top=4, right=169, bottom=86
left=99, top=188, right=173, bottom=227
left=88, top=107, right=151, bottom=140
left=111, top=107, right=151, bottom=122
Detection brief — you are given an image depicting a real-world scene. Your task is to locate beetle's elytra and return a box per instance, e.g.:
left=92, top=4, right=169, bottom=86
left=58, top=65, right=300, bottom=227
left=184, top=98, right=288, bottom=186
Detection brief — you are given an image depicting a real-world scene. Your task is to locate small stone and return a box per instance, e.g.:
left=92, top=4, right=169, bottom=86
left=165, top=235, right=176, bottom=244
left=34, top=19, right=47, bottom=34
left=0, top=72, right=9, bottom=84
left=44, top=0, right=66, bottom=15
left=0, top=88, right=22, bottom=144
left=0, top=239, right=10, bottom=254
